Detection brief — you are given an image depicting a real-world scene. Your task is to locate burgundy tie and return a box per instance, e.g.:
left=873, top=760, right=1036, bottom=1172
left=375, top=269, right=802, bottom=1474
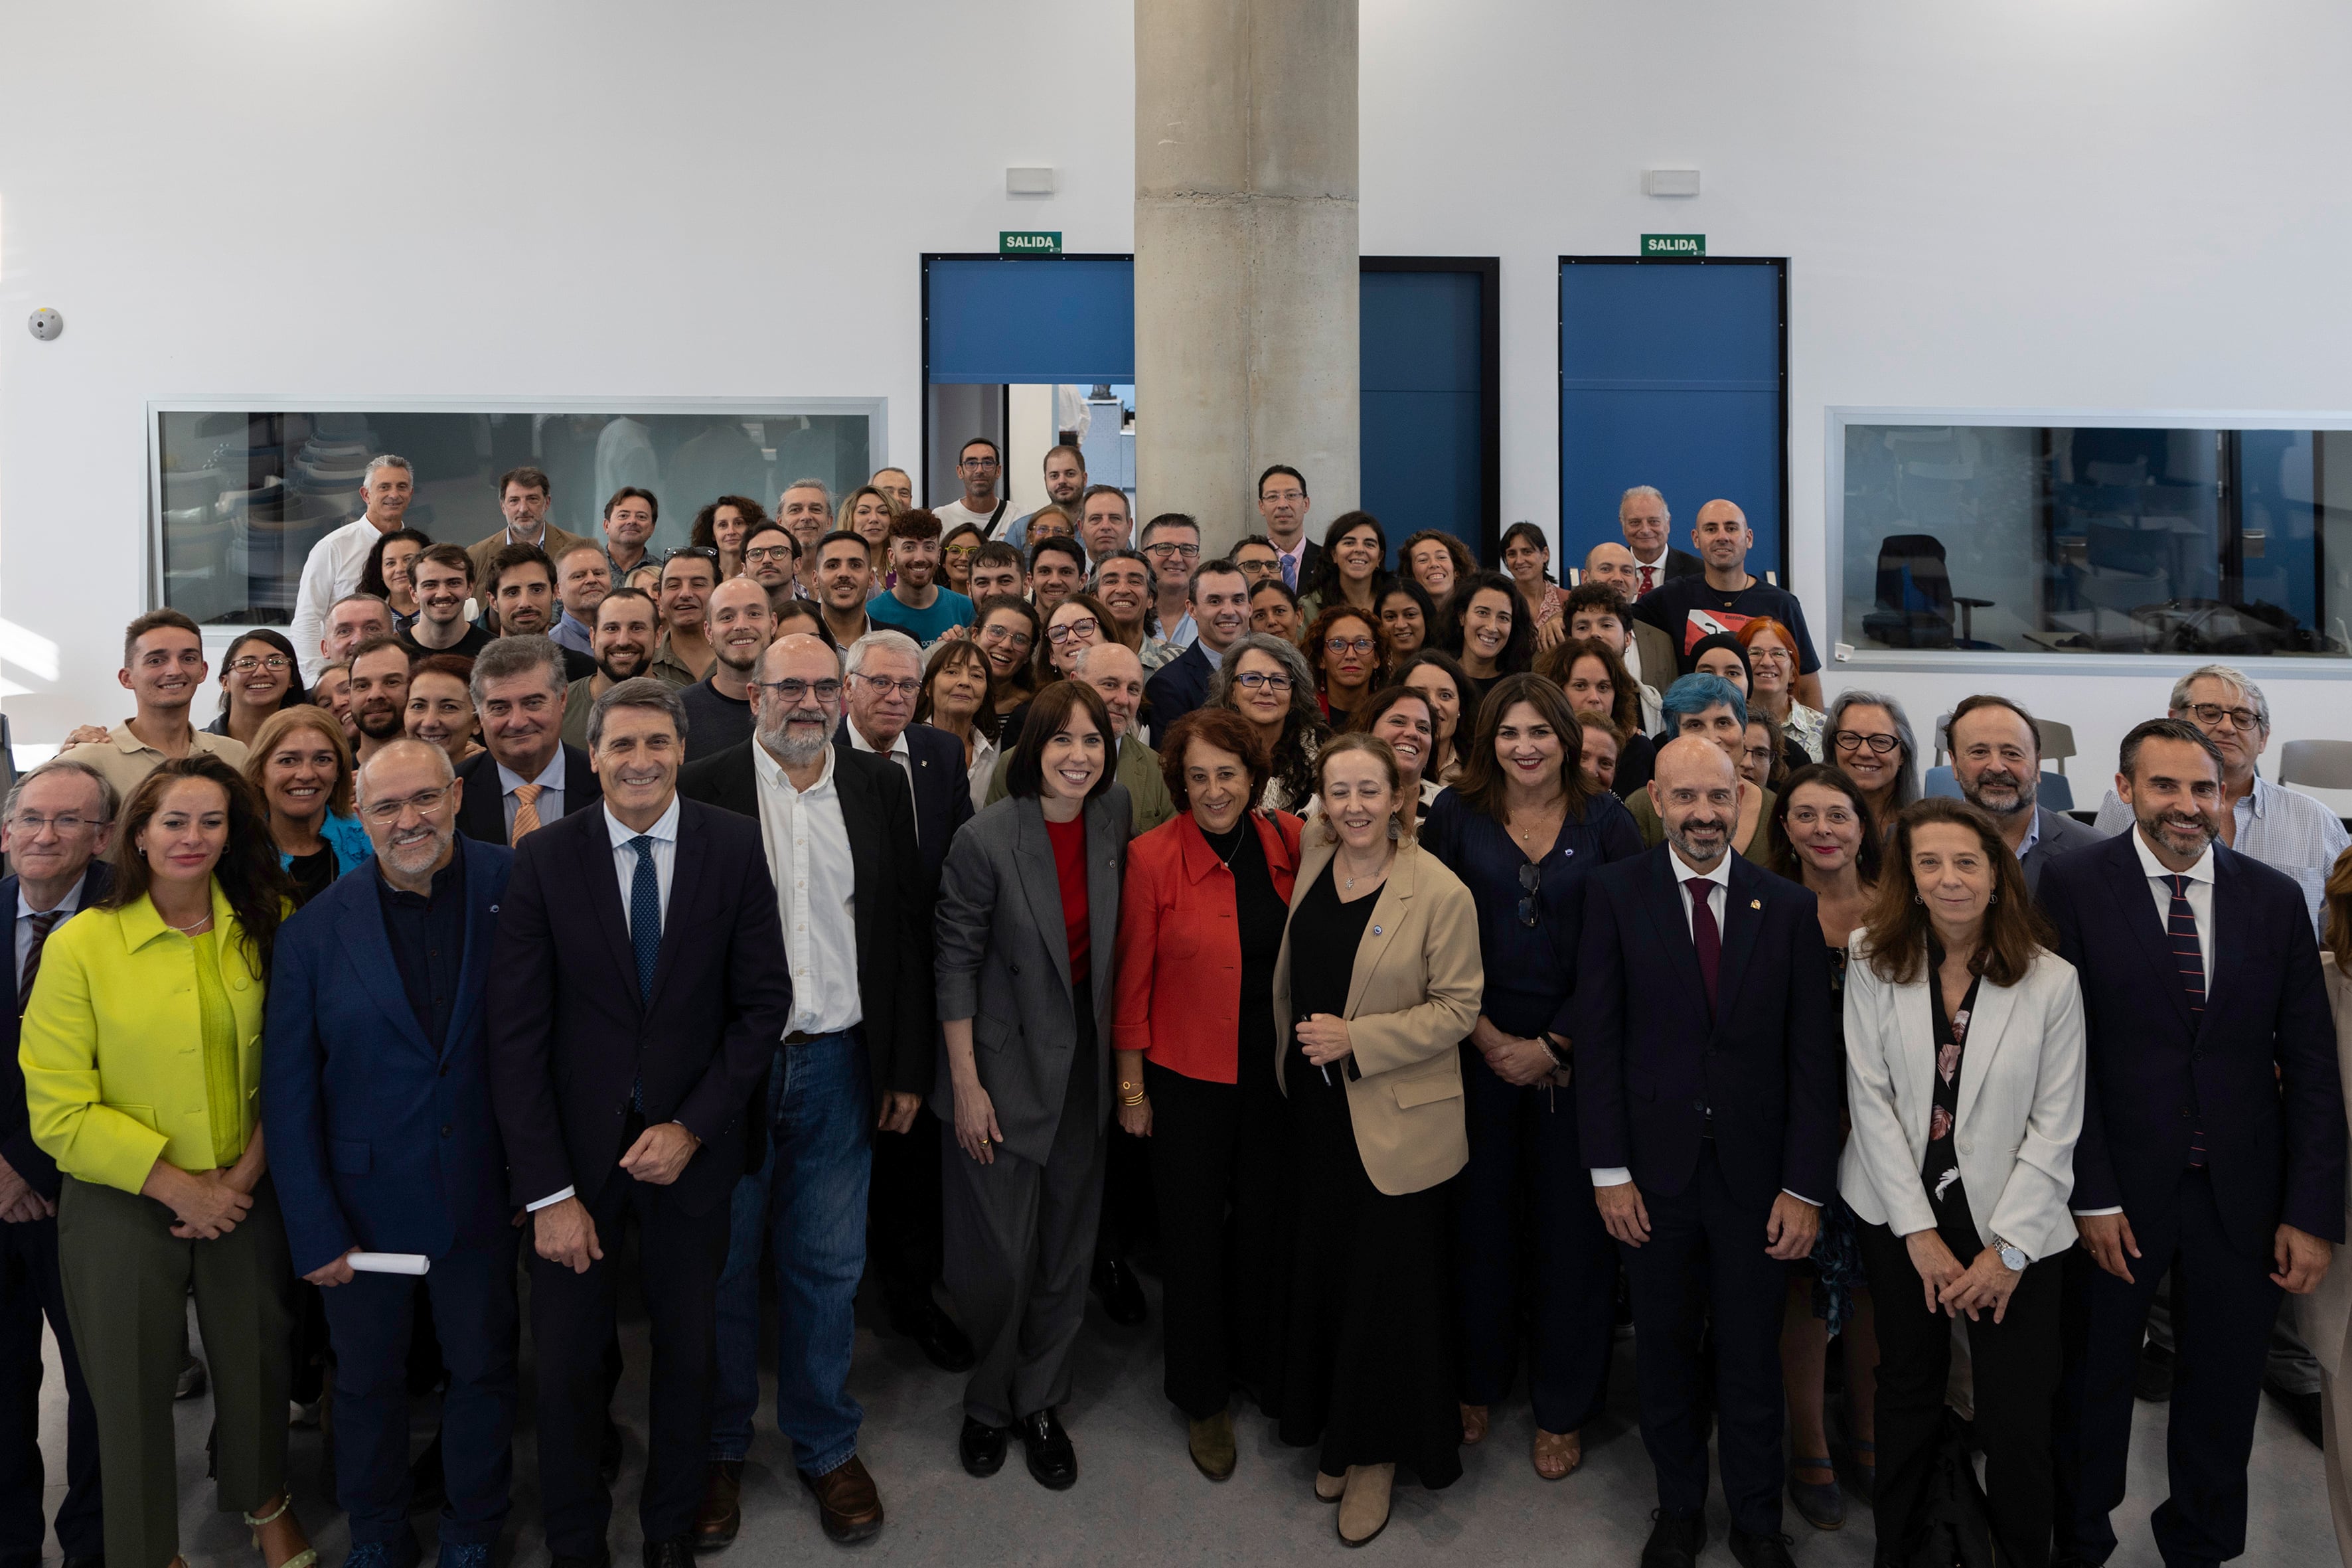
left=1686, top=878, right=1721, bottom=1014
left=1640, top=564, right=1656, bottom=596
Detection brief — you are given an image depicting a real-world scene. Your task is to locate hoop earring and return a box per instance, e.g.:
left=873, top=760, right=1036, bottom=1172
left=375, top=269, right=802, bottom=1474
left=1913, top=892, right=1923, bottom=904
left=1988, top=890, right=1998, bottom=903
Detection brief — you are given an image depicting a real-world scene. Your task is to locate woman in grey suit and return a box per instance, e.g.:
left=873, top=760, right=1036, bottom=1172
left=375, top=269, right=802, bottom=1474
left=1842, top=797, right=2086, bottom=1567
left=933, top=680, right=1130, bottom=1492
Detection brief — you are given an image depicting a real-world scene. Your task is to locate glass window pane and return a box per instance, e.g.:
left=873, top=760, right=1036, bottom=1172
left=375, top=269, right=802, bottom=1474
left=1841, top=422, right=2346, bottom=658
left=155, top=406, right=874, bottom=625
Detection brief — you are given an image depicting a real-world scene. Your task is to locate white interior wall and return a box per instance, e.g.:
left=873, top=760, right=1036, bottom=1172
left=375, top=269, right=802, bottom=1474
left=3, top=0, right=2346, bottom=771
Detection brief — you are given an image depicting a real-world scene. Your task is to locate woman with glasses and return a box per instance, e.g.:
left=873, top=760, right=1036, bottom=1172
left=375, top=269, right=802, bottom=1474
left=1739, top=617, right=1825, bottom=764
left=206, top=632, right=309, bottom=750
left=1342, top=686, right=1444, bottom=818
left=1766, top=765, right=1885, bottom=1528
left=1265, top=735, right=1482, bottom=1545
left=1541, top=636, right=1654, bottom=798
left=1825, top=690, right=1922, bottom=834
left=1399, top=530, right=1474, bottom=611
left=690, top=495, right=767, bottom=583
left=940, top=523, right=985, bottom=599
left=402, top=655, right=485, bottom=771
left=1500, top=523, right=1573, bottom=652
left=973, top=595, right=1044, bottom=724
left=915, top=638, right=1004, bottom=812
left=1210, top=634, right=1329, bottom=813
left=1037, top=593, right=1112, bottom=686
left=1397, top=649, right=1476, bottom=787
left=1302, top=605, right=1386, bottom=727
left=1374, top=579, right=1436, bottom=661
left=1422, top=673, right=1640, bottom=1484
left=1023, top=505, right=1073, bottom=543
left=356, top=528, right=432, bottom=627
left=21, top=756, right=315, bottom=1568
left=243, top=707, right=372, bottom=908
left=1743, top=716, right=1788, bottom=793
left=1442, top=572, right=1533, bottom=711
left=840, top=485, right=900, bottom=595
left=1298, top=512, right=1391, bottom=622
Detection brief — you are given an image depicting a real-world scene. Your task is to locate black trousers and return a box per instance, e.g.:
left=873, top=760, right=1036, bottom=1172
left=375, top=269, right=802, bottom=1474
left=1452, top=1049, right=1616, bottom=1434
left=528, top=1172, right=728, bottom=1556
left=2055, top=1166, right=2280, bottom=1568
left=0, top=1214, right=100, bottom=1568
left=1859, top=1217, right=2062, bottom=1568
left=869, top=1103, right=949, bottom=1328
left=1620, top=1142, right=1789, bottom=1534
left=1146, top=1061, right=1285, bottom=1417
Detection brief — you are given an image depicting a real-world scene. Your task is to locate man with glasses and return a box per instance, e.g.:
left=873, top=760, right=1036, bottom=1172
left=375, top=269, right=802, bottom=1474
left=739, top=522, right=802, bottom=615
left=813, top=532, right=877, bottom=651
left=1255, top=465, right=1317, bottom=589
left=1139, top=513, right=1203, bottom=651
left=0, top=761, right=114, bottom=1568
left=1231, top=534, right=1285, bottom=587
left=404, top=548, right=495, bottom=660
left=649, top=549, right=720, bottom=690
left=677, top=635, right=933, bottom=1547
left=263, top=740, right=518, bottom=1568
left=838, top=631, right=970, bottom=890
left=552, top=544, right=613, bottom=659
left=455, top=637, right=601, bottom=849
left=679, top=580, right=775, bottom=763
left=933, top=437, right=1011, bottom=540
left=1027, top=536, right=1087, bottom=617
left=866, top=509, right=975, bottom=645
left=62, top=610, right=249, bottom=800
left=1143, top=560, right=1253, bottom=732
left=1005, top=445, right=1089, bottom=551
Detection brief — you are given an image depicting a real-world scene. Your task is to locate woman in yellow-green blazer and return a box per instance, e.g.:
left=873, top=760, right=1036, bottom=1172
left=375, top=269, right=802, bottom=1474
left=19, top=755, right=314, bottom=1568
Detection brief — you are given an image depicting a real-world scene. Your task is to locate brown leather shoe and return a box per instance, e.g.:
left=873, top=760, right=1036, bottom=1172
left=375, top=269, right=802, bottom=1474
left=691, top=1461, right=740, bottom=1552
left=799, top=1456, right=884, bottom=1545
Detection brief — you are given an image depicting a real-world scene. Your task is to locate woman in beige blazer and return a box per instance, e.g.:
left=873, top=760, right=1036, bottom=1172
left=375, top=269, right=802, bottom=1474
left=1263, top=734, right=1482, bottom=1547
left=2296, top=844, right=2352, bottom=1563
left=1840, top=799, right=2085, bottom=1568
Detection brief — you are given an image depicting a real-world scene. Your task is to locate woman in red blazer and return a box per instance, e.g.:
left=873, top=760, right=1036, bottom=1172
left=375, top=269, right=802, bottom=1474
left=1113, top=706, right=1304, bottom=1483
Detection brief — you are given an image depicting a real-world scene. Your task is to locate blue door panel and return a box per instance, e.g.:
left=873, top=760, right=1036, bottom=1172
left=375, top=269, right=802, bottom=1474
left=1362, top=269, right=1485, bottom=557
left=926, top=258, right=1135, bottom=384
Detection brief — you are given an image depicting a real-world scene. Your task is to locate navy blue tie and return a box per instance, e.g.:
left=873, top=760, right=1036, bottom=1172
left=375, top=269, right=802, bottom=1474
left=2167, top=873, right=2207, bottom=1168
left=629, top=836, right=661, bottom=1111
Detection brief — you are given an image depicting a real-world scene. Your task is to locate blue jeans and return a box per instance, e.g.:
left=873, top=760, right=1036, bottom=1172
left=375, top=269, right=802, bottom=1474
left=710, top=1033, right=872, bottom=1476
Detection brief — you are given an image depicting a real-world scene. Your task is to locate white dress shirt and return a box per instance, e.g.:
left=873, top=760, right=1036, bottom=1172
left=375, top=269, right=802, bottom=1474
left=526, top=794, right=685, bottom=1212
left=15, top=879, right=84, bottom=993
left=750, top=741, right=863, bottom=1038
left=496, top=749, right=568, bottom=838
left=2095, top=773, right=2347, bottom=933
left=1593, top=851, right=1815, bottom=1204
left=846, top=722, right=917, bottom=841
left=291, top=515, right=394, bottom=680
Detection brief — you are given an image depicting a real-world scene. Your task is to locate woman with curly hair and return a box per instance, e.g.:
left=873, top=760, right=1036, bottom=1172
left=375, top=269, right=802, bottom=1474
left=1441, top=571, right=1534, bottom=713
left=690, top=495, right=767, bottom=582
left=356, top=527, right=432, bottom=625
left=1210, top=633, right=1328, bottom=813
left=1398, top=530, right=1474, bottom=610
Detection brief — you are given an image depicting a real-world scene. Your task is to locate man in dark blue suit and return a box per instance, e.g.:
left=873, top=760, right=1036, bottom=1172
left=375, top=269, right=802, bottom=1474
left=454, top=635, right=602, bottom=847
left=264, top=740, right=516, bottom=1568
left=1577, top=738, right=1838, bottom=1568
left=2043, top=718, right=2343, bottom=1568
left=0, top=760, right=112, bottom=1568
left=489, top=679, right=791, bottom=1568
left=836, top=629, right=969, bottom=892
left=1139, top=559, right=1251, bottom=734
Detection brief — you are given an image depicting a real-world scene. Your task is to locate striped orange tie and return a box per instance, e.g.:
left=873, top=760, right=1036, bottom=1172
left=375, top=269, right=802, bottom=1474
left=512, top=783, right=544, bottom=842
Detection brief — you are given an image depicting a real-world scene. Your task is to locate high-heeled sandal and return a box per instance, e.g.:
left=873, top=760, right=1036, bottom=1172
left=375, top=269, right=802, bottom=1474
left=243, top=1495, right=318, bottom=1568
left=1532, top=1427, right=1582, bottom=1480
left=1788, top=1457, right=1844, bottom=1529
left=1459, top=1403, right=1490, bottom=1445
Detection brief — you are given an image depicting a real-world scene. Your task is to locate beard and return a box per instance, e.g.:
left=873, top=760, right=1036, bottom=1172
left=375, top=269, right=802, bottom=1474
left=597, top=645, right=649, bottom=682
left=1665, top=813, right=1731, bottom=865
left=379, top=819, right=455, bottom=880
left=354, top=700, right=405, bottom=742
left=758, top=707, right=832, bottom=768
left=1963, top=766, right=2037, bottom=818
left=2136, top=801, right=2217, bottom=860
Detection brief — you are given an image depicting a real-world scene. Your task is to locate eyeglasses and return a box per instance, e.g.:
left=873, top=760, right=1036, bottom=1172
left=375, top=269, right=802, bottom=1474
left=1046, top=616, right=1100, bottom=645
left=1143, top=541, right=1202, bottom=560
left=10, top=812, right=102, bottom=835
left=360, top=787, right=449, bottom=824
left=744, top=544, right=795, bottom=564
left=1323, top=636, right=1375, bottom=656
left=1231, top=671, right=1293, bottom=694
left=2187, top=702, right=2261, bottom=732
left=1832, top=730, right=1902, bottom=755
left=853, top=675, right=923, bottom=698
left=957, top=457, right=1000, bottom=470
left=1746, top=645, right=1793, bottom=666
left=977, top=624, right=1034, bottom=651
left=753, top=678, right=842, bottom=704
left=943, top=544, right=980, bottom=560
left=226, top=655, right=291, bottom=675
left=1743, top=746, right=1775, bottom=766
left=1517, top=862, right=1541, bottom=928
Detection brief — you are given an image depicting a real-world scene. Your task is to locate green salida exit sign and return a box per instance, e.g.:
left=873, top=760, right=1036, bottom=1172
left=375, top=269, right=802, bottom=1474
left=1000, top=230, right=1061, bottom=256
left=1642, top=233, right=1705, bottom=258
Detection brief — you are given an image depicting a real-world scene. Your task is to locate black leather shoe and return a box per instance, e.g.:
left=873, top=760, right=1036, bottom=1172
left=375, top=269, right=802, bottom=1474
left=1640, top=1510, right=1706, bottom=1568
left=1016, top=1408, right=1077, bottom=1490
left=408, top=1434, right=445, bottom=1512
left=2135, top=1340, right=2175, bottom=1403
left=551, top=1551, right=610, bottom=1568
left=1089, top=1256, right=1147, bottom=1326
left=959, top=1415, right=1008, bottom=1478
left=642, top=1537, right=694, bottom=1568
left=601, top=1419, right=624, bottom=1484
left=1729, top=1528, right=1798, bottom=1568
left=898, top=1306, right=977, bottom=1374
left=2274, top=1386, right=2326, bottom=1448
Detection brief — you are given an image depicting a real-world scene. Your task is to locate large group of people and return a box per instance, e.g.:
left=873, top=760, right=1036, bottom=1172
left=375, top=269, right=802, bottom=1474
left=2, top=445, right=2349, bottom=1568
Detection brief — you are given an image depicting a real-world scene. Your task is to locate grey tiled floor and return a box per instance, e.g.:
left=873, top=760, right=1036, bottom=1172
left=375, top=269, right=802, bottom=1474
left=30, top=1273, right=2341, bottom=1566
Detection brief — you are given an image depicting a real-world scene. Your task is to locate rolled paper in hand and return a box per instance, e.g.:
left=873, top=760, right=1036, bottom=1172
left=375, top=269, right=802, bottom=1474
left=347, top=1252, right=431, bottom=1276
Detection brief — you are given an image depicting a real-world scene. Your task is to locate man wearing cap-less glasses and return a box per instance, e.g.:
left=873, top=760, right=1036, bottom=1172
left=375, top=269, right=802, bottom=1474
left=1139, top=514, right=1203, bottom=652
left=933, top=438, right=1012, bottom=542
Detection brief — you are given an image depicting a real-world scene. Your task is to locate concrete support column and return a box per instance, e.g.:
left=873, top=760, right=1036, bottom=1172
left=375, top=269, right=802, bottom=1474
left=1135, top=0, right=1358, bottom=553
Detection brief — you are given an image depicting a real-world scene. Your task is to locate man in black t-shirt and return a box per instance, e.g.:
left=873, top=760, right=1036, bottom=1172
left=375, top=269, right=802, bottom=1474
left=1632, top=499, right=1824, bottom=708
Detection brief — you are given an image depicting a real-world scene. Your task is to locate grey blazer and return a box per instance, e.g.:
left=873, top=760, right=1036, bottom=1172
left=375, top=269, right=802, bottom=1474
left=931, top=787, right=1131, bottom=1164
left=2018, top=804, right=2107, bottom=894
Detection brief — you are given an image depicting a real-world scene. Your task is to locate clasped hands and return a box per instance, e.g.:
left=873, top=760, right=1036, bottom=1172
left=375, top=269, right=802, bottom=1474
left=1469, top=1016, right=1566, bottom=1089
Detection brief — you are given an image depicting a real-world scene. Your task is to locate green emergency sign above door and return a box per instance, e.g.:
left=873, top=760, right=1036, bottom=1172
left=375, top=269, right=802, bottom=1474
left=999, top=231, right=1061, bottom=256
left=1641, top=234, right=1705, bottom=258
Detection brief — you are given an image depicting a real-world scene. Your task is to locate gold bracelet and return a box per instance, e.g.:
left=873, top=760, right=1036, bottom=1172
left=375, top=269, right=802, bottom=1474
left=1119, top=1090, right=1147, bottom=1107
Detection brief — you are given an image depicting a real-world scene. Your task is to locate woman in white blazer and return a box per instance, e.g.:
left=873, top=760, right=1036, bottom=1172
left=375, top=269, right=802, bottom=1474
left=2296, top=845, right=2352, bottom=1562
left=1841, top=798, right=2086, bottom=1568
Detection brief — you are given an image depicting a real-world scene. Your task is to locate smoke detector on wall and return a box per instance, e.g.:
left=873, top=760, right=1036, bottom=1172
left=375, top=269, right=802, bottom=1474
left=1006, top=167, right=1056, bottom=196
left=1643, top=169, right=1701, bottom=197
left=27, top=308, right=62, bottom=341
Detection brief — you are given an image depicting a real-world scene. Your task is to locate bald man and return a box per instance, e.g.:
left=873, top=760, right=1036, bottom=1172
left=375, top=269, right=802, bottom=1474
left=1630, top=500, right=1824, bottom=708
left=1581, top=544, right=1680, bottom=694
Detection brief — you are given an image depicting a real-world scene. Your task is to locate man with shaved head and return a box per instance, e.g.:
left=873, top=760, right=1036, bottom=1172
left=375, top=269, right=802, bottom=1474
left=1575, top=734, right=1840, bottom=1567
left=264, top=738, right=520, bottom=1568
left=1632, top=498, right=1824, bottom=708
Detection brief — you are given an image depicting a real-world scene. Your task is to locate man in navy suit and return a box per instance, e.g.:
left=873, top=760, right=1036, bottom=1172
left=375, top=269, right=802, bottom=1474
left=454, top=635, right=602, bottom=847
left=1577, top=738, right=1839, bottom=1568
left=264, top=740, right=516, bottom=1568
left=1140, top=560, right=1251, bottom=734
left=2043, top=718, right=2343, bottom=1568
left=489, top=679, right=791, bottom=1568
left=0, top=760, right=112, bottom=1568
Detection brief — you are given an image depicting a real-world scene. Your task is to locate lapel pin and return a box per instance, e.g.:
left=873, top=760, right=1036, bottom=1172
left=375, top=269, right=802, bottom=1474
left=1749, top=899, right=1761, bottom=909
left=1372, top=925, right=1383, bottom=936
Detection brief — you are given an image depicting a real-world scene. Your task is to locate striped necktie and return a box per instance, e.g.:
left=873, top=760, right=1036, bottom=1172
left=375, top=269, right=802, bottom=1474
left=2167, top=873, right=2207, bottom=1168
left=511, top=783, right=544, bottom=842
left=17, top=911, right=60, bottom=1017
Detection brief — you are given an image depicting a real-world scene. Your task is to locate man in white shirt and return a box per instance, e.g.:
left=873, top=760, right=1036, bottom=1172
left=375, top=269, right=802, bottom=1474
left=293, top=454, right=414, bottom=680
left=932, top=438, right=1012, bottom=540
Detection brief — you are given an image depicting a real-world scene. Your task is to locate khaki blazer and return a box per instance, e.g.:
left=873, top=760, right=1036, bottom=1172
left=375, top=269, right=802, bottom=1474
left=1272, top=836, right=1482, bottom=1196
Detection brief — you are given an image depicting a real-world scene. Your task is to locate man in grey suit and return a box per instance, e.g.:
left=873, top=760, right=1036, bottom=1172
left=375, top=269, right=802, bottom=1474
left=1948, top=694, right=2106, bottom=892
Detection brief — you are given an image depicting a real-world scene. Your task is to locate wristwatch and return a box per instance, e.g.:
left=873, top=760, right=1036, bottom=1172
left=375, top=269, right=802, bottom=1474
left=1991, top=1235, right=2029, bottom=1272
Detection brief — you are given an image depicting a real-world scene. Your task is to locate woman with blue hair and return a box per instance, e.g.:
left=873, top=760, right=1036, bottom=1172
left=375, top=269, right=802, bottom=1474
left=1624, top=674, right=1776, bottom=864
